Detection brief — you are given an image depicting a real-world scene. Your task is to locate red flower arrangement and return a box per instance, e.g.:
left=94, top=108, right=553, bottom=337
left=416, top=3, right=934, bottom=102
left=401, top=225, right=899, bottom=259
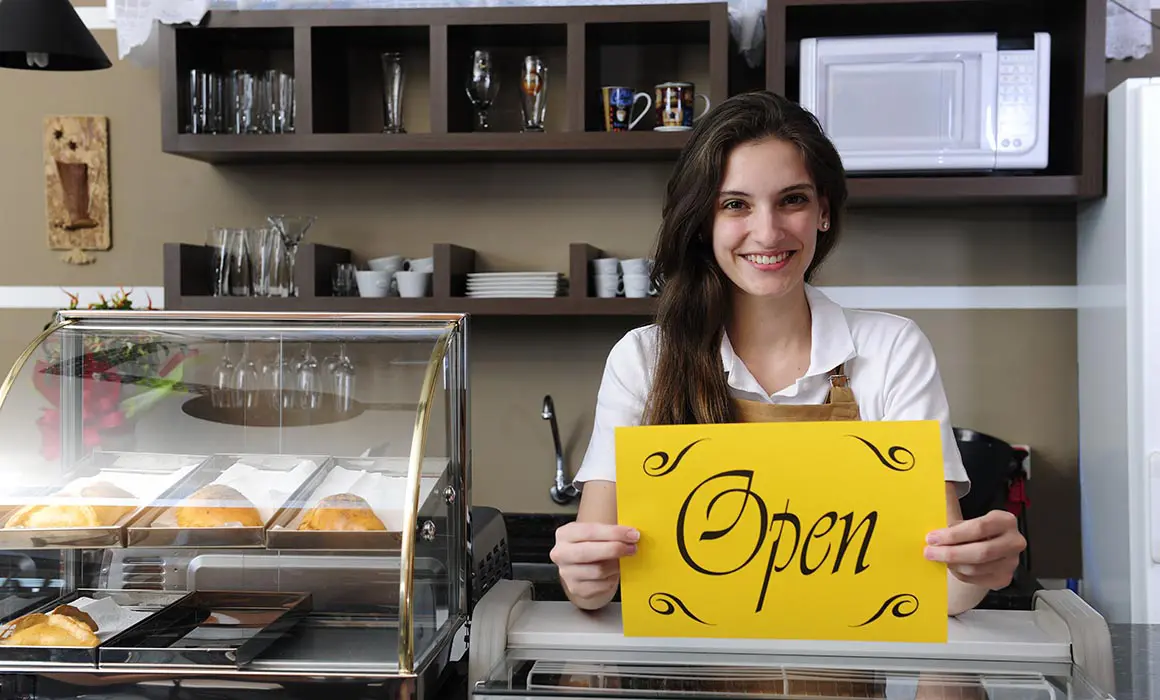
left=33, top=289, right=195, bottom=460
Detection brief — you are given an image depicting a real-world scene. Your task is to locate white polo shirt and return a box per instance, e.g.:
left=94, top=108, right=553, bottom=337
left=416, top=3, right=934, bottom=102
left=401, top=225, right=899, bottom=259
left=573, top=284, right=971, bottom=495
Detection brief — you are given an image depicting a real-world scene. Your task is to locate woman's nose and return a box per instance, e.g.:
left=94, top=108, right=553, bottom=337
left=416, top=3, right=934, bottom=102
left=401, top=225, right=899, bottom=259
left=748, top=208, right=786, bottom=244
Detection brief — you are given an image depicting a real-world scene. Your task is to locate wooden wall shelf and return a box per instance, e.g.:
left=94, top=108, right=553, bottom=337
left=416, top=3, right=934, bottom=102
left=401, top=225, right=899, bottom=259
left=158, top=0, right=1106, bottom=206
left=163, top=242, right=658, bottom=317
left=159, top=3, right=729, bottom=163
left=765, top=0, right=1107, bottom=204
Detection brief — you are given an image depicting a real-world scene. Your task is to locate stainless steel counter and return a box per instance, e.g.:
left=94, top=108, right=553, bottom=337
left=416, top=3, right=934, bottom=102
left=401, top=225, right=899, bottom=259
left=1110, top=624, right=1160, bottom=700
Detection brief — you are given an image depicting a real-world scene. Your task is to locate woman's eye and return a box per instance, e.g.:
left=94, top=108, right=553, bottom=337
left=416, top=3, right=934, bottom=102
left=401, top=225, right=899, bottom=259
left=722, top=200, right=746, bottom=210
left=783, top=193, right=809, bottom=205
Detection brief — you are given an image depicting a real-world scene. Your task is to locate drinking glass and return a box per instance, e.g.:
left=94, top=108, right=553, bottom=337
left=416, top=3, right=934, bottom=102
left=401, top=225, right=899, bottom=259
left=268, top=215, right=315, bottom=298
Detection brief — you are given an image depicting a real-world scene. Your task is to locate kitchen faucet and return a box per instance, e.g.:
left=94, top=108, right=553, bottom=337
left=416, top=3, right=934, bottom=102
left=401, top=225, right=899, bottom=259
left=542, top=395, right=579, bottom=505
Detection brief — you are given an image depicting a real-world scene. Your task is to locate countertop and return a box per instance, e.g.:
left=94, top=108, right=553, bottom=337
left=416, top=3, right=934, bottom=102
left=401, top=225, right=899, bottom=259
left=1110, top=623, right=1160, bottom=700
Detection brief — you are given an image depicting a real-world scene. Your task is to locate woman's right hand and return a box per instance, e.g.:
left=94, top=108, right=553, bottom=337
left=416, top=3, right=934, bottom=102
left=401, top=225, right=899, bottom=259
left=550, top=521, right=640, bottom=610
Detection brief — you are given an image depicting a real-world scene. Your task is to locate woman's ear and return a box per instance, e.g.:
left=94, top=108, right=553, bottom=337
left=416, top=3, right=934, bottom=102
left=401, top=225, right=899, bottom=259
left=818, top=197, right=831, bottom=231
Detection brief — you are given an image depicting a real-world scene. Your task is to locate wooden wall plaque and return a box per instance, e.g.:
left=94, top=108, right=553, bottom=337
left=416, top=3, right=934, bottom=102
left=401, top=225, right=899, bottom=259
left=44, top=115, right=111, bottom=265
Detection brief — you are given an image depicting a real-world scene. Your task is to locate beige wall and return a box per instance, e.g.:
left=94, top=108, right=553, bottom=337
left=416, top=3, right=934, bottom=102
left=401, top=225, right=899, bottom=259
left=11, top=14, right=1160, bottom=577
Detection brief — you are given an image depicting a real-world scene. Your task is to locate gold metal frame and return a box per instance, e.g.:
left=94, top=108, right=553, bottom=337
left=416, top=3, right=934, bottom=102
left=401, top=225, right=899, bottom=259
left=397, top=324, right=455, bottom=674
left=0, top=318, right=75, bottom=413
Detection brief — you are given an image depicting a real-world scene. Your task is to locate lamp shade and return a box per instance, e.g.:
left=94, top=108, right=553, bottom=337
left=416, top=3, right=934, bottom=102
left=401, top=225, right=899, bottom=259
left=0, top=0, right=112, bottom=71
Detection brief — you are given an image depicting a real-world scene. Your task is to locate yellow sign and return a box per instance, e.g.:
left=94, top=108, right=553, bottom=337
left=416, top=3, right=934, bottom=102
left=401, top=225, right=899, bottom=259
left=615, top=420, right=948, bottom=643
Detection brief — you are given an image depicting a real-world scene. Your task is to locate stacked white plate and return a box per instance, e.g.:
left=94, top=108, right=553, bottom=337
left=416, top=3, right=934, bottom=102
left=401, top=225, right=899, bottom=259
left=465, top=272, right=566, bottom=298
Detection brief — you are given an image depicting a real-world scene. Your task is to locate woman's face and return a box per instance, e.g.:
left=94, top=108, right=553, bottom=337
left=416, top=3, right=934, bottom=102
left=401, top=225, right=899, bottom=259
left=711, top=137, right=829, bottom=300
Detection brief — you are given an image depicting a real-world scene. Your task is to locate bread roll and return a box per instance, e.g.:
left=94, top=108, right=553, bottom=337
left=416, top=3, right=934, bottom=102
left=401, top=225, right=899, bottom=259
left=175, top=484, right=263, bottom=528
left=51, top=604, right=97, bottom=633
left=0, top=610, right=100, bottom=647
left=4, top=481, right=136, bottom=529
left=298, top=493, right=387, bottom=532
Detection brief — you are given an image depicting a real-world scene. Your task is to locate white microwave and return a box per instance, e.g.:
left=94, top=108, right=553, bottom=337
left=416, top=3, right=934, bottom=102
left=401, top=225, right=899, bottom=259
left=798, top=33, right=1051, bottom=173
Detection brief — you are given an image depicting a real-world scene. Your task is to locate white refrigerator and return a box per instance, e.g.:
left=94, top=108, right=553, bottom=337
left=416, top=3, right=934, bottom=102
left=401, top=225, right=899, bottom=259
left=1077, top=76, right=1160, bottom=624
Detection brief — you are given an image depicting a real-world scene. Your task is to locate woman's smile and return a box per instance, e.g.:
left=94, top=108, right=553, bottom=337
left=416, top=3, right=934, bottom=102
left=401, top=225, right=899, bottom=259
left=741, top=250, right=796, bottom=271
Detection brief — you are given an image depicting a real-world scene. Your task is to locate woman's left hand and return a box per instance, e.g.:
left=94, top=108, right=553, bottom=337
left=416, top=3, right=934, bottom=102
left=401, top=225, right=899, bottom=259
left=923, top=510, right=1026, bottom=590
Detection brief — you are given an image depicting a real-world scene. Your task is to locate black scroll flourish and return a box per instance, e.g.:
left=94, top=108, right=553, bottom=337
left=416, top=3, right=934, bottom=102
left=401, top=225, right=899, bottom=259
left=847, top=435, right=916, bottom=472
left=642, top=438, right=708, bottom=478
left=851, top=593, right=920, bottom=627
left=648, top=592, right=713, bottom=625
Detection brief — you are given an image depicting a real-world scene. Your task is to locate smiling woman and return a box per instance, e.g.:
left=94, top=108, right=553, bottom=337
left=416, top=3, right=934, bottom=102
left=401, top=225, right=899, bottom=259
left=549, top=90, right=1026, bottom=617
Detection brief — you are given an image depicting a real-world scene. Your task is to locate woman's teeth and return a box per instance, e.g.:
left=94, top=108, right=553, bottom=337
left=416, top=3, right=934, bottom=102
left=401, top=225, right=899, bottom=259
left=743, top=252, right=792, bottom=265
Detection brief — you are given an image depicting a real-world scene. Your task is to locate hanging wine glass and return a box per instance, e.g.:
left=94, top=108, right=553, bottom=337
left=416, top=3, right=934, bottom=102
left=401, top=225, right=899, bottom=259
left=297, top=344, right=321, bottom=410
left=231, top=344, right=259, bottom=412
left=212, top=342, right=235, bottom=409
left=333, top=343, right=356, bottom=414
left=267, top=215, right=316, bottom=298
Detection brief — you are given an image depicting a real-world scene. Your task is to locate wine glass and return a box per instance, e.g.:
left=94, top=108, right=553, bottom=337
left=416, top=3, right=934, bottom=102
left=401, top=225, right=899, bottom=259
left=465, top=50, right=500, bottom=131
left=333, top=344, right=356, bottom=414
left=231, top=344, right=259, bottom=412
left=267, top=215, right=316, bottom=297
left=211, top=342, right=235, bottom=409
left=296, top=344, right=321, bottom=410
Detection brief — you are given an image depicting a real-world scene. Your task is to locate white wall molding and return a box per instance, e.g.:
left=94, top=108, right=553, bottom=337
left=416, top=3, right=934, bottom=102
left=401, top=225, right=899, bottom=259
left=817, top=285, right=1078, bottom=310
left=0, top=285, right=1078, bottom=311
left=0, top=287, right=165, bottom=310
left=77, top=5, right=116, bottom=30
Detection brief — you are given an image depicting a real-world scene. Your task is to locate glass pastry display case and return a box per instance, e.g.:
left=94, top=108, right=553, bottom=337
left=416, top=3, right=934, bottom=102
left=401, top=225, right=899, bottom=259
left=0, top=310, right=470, bottom=699
left=469, top=582, right=1121, bottom=700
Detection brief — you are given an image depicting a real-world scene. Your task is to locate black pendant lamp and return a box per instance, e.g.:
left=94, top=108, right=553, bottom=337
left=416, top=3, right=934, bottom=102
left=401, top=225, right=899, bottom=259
left=0, top=0, right=112, bottom=71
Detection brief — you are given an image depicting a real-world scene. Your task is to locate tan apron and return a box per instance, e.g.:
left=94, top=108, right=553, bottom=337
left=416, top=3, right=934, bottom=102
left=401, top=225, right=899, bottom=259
left=734, top=364, right=883, bottom=699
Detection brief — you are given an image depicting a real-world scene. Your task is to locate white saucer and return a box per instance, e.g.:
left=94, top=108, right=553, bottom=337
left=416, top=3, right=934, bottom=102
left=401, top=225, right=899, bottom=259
left=654, top=126, right=692, bottom=132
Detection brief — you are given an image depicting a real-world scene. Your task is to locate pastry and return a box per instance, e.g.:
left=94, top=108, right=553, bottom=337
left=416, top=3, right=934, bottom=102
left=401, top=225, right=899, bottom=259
left=0, top=610, right=100, bottom=647
left=298, top=493, right=387, bottom=532
left=175, top=484, right=263, bottom=528
left=51, top=604, right=97, bottom=633
left=4, top=482, right=137, bottom=529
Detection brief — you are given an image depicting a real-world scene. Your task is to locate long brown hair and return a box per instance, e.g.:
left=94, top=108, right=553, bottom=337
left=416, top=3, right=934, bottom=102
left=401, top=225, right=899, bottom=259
left=642, top=90, right=848, bottom=426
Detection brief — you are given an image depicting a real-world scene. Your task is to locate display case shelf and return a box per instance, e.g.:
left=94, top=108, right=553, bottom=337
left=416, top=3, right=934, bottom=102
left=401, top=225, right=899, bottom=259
left=163, top=242, right=659, bottom=317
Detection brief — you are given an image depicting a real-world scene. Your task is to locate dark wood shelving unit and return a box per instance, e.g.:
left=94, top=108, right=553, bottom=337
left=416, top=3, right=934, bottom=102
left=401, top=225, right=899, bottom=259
left=159, top=3, right=730, bottom=163
left=765, top=0, right=1107, bottom=204
left=163, top=242, right=658, bottom=317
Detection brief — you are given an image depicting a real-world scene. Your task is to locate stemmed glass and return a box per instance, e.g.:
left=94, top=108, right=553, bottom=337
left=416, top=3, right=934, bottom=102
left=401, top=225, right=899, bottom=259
left=296, top=344, right=321, bottom=410
left=231, top=344, right=259, bottom=411
left=267, top=215, right=316, bottom=297
left=465, top=50, right=500, bottom=131
left=332, top=343, right=356, bottom=413
left=211, top=342, right=235, bottom=409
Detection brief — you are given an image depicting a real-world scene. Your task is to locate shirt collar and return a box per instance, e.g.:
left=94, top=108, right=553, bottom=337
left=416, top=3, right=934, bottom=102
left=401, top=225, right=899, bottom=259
left=720, top=284, right=856, bottom=395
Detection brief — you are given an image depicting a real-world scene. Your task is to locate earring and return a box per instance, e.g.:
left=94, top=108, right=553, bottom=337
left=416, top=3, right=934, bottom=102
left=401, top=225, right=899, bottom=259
left=820, top=221, right=829, bottom=231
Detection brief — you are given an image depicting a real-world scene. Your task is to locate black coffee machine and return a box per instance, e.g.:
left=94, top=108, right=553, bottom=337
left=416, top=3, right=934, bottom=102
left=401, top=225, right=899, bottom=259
left=953, top=427, right=1036, bottom=610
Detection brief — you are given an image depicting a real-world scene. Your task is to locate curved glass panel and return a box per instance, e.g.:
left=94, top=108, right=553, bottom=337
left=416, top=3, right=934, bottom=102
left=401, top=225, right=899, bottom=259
left=0, top=311, right=469, bottom=677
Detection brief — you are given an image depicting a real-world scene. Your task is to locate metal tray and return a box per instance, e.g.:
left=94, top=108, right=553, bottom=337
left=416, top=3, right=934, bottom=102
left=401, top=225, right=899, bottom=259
left=0, top=589, right=190, bottom=669
left=98, top=590, right=313, bottom=669
left=124, top=454, right=328, bottom=549
left=265, top=456, right=448, bottom=551
left=0, top=451, right=210, bottom=550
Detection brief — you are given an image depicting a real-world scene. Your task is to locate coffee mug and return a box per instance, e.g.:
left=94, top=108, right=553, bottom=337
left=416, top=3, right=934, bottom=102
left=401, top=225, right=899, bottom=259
left=654, top=82, right=710, bottom=131
left=601, top=86, right=651, bottom=132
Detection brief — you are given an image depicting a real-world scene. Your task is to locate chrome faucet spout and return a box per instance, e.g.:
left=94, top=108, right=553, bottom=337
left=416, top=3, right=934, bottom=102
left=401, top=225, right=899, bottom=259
left=543, top=394, right=579, bottom=505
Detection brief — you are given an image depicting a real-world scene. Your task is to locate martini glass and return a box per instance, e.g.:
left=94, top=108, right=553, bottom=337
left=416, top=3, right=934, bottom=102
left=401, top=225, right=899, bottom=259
left=267, top=215, right=316, bottom=297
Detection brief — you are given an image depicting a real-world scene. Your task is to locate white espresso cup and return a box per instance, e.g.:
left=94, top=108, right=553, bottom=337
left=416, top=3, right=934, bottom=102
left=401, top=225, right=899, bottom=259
left=406, top=256, right=435, bottom=273
left=594, top=273, right=622, bottom=298
left=355, top=270, right=392, bottom=298
left=368, top=255, right=405, bottom=273
left=620, top=258, right=651, bottom=275
left=591, top=257, right=620, bottom=276
left=396, top=270, right=432, bottom=298
left=623, top=273, right=651, bottom=298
